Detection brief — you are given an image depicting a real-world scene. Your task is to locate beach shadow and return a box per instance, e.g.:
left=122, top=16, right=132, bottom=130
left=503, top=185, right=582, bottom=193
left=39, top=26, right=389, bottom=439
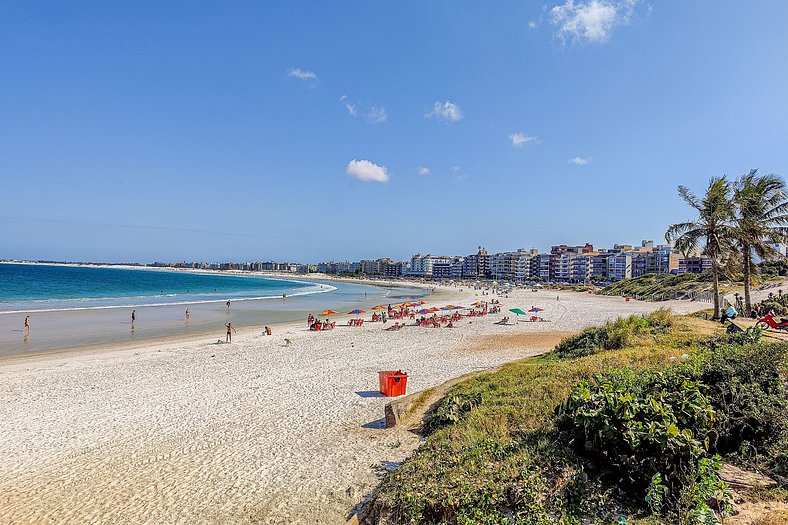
left=361, top=417, right=387, bottom=429
left=355, top=391, right=385, bottom=398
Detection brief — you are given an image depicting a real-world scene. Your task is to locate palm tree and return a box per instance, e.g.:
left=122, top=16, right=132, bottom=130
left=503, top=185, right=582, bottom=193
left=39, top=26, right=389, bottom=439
left=733, top=170, right=788, bottom=315
left=666, top=177, right=736, bottom=319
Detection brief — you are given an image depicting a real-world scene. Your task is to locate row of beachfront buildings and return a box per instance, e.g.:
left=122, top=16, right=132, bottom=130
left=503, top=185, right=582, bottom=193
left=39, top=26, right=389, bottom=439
left=316, top=241, right=715, bottom=283
left=155, top=238, right=784, bottom=284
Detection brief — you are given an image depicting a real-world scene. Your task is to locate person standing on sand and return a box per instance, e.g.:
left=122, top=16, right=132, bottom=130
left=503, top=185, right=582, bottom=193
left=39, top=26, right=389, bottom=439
left=226, top=301, right=231, bottom=309
left=225, top=322, right=236, bottom=343
left=131, top=310, right=136, bottom=323
left=24, top=316, right=30, bottom=334
left=185, top=309, right=190, bottom=321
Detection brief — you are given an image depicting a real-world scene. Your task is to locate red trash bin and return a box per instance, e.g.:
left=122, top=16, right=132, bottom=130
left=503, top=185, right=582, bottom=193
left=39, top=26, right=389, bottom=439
left=378, top=370, right=408, bottom=397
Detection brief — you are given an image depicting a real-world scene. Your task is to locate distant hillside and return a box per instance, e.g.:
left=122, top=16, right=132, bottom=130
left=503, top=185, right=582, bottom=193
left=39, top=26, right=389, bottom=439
left=597, top=271, right=718, bottom=301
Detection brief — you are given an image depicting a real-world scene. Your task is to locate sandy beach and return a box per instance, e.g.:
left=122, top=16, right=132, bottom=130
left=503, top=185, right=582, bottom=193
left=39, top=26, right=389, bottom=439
left=0, top=287, right=708, bottom=524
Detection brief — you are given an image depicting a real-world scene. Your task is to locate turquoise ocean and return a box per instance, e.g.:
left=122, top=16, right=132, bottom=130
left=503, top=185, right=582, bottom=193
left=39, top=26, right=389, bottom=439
left=0, top=264, right=429, bottom=355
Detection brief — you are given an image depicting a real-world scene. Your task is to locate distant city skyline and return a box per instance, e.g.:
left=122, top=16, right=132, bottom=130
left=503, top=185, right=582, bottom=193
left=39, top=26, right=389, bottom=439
left=2, top=2, right=787, bottom=263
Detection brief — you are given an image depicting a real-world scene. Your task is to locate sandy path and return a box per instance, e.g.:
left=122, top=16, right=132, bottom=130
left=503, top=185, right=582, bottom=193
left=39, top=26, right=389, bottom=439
left=0, top=288, right=707, bottom=524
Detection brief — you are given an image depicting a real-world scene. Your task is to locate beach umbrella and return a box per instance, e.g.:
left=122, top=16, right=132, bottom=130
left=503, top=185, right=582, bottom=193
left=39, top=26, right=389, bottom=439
left=402, top=302, right=416, bottom=307
left=417, top=308, right=429, bottom=314
left=471, top=301, right=484, bottom=307
left=453, top=305, right=464, bottom=310
left=371, top=305, right=386, bottom=311
left=417, top=300, right=426, bottom=305
left=509, top=308, right=527, bottom=317
left=320, top=310, right=338, bottom=316
left=528, top=307, right=543, bottom=313
left=347, top=309, right=365, bottom=315
left=427, top=307, right=440, bottom=313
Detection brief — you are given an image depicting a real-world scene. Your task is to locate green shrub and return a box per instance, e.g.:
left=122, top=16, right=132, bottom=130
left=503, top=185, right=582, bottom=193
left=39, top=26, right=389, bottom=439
left=555, top=368, right=730, bottom=522
left=554, top=310, right=673, bottom=358
left=422, top=392, right=483, bottom=435
left=693, top=341, right=788, bottom=474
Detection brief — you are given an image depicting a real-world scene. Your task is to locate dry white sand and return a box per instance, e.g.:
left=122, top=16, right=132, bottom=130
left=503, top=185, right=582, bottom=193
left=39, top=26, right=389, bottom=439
left=0, top=287, right=707, bottom=524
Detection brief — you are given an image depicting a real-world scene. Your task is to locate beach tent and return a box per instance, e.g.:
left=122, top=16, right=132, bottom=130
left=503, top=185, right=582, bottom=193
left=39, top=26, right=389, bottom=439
left=347, top=309, right=365, bottom=315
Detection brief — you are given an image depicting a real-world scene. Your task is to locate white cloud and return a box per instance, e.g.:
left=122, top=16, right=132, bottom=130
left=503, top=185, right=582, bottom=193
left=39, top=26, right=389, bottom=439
left=367, top=106, right=388, bottom=123
left=450, top=165, right=462, bottom=173
left=346, top=159, right=389, bottom=183
left=339, top=96, right=358, bottom=116
left=426, top=101, right=463, bottom=122
left=528, top=20, right=538, bottom=29
left=287, top=67, right=318, bottom=81
left=551, top=0, right=638, bottom=44
left=416, top=166, right=431, bottom=176
left=510, top=132, right=540, bottom=148
left=569, top=156, right=591, bottom=165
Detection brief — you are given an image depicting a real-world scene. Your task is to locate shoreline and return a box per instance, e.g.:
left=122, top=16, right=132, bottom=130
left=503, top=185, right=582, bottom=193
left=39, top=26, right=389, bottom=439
left=0, top=281, right=460, bottom=362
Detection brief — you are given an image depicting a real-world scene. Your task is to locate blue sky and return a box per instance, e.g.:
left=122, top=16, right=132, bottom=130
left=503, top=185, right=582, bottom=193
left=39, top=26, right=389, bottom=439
left=1, top=1, right=787, bottom=263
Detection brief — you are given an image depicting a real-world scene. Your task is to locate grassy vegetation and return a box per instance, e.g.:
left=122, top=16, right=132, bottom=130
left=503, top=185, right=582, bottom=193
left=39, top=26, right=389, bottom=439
left=361, top=314, right=788, bottom=525
left=596, top=272, right=721, bottom=301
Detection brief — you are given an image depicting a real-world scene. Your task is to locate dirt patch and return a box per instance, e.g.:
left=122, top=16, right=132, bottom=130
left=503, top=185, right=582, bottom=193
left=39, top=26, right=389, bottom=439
left=462, top=331, right=576, bottom=353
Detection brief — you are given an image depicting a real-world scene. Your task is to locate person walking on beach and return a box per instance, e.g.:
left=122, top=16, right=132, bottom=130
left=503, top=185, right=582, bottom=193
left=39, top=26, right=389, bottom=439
left=225, top=322, right=236, bottom=343
left=185, top=309, right=190, bottom=321
left=226, top=301, right=231, bottom=309
left=131, top=310, right=136, bottom=323
left=23, top=316, right=30, bottom=334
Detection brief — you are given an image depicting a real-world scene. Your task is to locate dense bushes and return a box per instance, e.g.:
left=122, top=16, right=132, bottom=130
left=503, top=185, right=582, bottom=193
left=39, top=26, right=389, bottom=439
left=598, top=272, right=715, bottom=301
left=554, top=309, right=674, bottom=358
left=694, top=340, right=788, bottom=475
left=556, top=336, right=788, bottom=523
left=556, top=368, right=728, bottom=523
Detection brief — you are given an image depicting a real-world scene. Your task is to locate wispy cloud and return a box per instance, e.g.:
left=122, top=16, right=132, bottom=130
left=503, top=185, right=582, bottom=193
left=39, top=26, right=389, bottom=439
left=346, top=159, right=389, bottom=183
left=367, top=106, right=388, bottom=123
left=426, top=101, right=463, bottom=122
left=551, top=0, right=638, bottom=44
left=416, top=166, right=431, bottom=176
left=569, top=156, right=591, bottom=165
left=287, top=67, right=319, bottom=83
left=340, top=96, right=358, bottom=116
left=510, top=132, right=540, bottom=148
left=528, top=20, right=538, bottom=29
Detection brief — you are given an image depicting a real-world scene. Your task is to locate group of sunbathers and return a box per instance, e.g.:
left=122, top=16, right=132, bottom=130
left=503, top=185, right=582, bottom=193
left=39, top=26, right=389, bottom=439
left=307, top=314, right=336, bottom=331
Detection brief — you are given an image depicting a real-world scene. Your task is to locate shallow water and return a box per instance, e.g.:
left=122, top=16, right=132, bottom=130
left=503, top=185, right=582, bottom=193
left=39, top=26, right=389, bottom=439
left=0, top=264, right=429, bottom=355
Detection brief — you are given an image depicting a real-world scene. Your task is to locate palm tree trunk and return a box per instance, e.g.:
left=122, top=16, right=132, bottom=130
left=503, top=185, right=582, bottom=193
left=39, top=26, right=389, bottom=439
left=712, top=267, right=721, bottom=319
left=743, top=246, right=752, bottom=315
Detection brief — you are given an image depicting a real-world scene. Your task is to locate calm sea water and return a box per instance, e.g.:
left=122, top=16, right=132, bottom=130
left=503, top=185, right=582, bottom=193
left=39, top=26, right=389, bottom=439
left=0, top=264, right=430, bottom=354
left=0, top=264, right=325, bottom=312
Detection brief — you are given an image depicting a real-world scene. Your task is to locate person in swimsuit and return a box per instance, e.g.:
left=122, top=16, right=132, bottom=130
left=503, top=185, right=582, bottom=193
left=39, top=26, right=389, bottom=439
left=24, top=316, right=30, bottom=334
left=226, top=322, right=236, bottom=343
left=131, top=310, right=136, bottom=323
left=226, top=301, right=231, bottom=309
left=185, top=309, right=190, bottom=321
